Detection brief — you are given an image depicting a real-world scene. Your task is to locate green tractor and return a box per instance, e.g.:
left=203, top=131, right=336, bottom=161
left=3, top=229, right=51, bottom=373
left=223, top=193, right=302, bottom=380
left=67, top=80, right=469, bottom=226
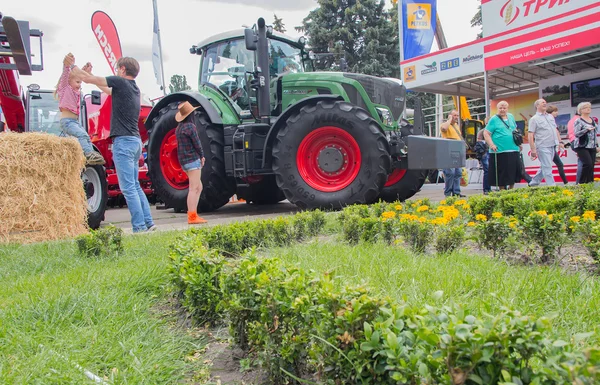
left=145, top=18, right=463, bottom=212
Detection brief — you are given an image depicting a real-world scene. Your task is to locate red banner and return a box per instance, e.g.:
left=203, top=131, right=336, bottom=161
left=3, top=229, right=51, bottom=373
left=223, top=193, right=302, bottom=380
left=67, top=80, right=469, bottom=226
left=91, top=11, right=122, bottom=75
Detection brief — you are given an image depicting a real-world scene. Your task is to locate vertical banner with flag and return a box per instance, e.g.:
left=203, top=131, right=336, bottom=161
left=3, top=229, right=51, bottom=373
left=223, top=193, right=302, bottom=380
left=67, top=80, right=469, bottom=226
left=91, top=11, right=122, bottom=75
left=152, top=0, right=166, bottom=94
left=399, top=0, right=437, bottom=61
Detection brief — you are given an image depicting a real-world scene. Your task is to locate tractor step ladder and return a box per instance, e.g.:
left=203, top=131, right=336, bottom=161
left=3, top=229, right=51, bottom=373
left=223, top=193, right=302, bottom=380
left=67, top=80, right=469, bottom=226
left=232, top=127, right=248, bottom=181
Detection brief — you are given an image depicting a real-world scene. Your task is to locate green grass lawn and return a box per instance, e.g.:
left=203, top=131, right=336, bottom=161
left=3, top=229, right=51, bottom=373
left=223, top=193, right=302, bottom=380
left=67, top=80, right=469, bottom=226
left=271, top=237, right=600, bottom=345
left=0, top=231, right=207, bottom=384
left=3, top=217, right=600, bottom=383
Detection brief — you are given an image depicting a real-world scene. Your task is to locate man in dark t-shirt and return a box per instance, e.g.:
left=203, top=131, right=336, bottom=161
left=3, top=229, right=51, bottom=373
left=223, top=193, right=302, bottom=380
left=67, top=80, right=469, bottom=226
left=73, top=57, right=155, bottom=233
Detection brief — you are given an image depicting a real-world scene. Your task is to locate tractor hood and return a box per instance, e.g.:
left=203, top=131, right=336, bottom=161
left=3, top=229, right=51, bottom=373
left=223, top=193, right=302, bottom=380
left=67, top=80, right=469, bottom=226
left=279, top=72, right=406, bottom=121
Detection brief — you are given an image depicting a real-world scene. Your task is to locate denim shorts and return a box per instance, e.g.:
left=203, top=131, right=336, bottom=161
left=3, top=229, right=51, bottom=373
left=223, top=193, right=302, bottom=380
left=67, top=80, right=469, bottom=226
left=182, top=159, right=201, bottom=171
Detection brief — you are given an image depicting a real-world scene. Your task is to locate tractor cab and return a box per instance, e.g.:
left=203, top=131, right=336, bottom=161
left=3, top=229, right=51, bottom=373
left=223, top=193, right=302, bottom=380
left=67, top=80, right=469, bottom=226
left=196, top=30, right=308, bottom=119
left=25, top=87, right=62, bottom=135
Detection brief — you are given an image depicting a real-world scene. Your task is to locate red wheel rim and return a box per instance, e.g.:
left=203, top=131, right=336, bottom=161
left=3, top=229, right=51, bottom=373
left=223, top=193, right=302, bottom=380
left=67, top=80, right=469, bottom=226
left=385, top=168, right=407, bottom=187
left=160, top=128, right=188, bottom=190
left=296, top=126, right=361, bottom=192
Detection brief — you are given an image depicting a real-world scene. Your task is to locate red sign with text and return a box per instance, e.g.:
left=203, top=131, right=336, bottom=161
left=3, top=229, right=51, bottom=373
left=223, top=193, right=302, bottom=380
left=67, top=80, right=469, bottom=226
left=484, top=27, right=600, bottom=71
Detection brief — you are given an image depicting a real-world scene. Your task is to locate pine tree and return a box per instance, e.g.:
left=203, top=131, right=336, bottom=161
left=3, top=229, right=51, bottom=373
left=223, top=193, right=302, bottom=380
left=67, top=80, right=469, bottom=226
left=471, top=4, right=483, bottom=39
left=169, top=74, right=192, bottom=94
left=301, top=0, right=399, bottom=78
left=273, top=14, right=286, bottom=33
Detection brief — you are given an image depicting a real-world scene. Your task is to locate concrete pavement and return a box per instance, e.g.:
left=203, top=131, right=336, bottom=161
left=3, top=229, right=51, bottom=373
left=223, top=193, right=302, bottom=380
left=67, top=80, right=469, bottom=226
left=102, top=182, right=527, bottom=233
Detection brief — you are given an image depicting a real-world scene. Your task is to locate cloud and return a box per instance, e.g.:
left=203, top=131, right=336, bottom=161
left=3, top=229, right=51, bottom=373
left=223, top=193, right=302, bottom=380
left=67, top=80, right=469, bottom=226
left=121, top=42, right=169, bottom=63
left=191, top=0, right=317, bottom=11
left=22, top=17, right=61, bottom=44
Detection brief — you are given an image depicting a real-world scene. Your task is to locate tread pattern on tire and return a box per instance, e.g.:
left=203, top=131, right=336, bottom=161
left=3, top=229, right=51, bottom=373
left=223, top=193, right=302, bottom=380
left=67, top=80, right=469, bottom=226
left=85, top=164, right=108, bottom=230
left=272, top=100, right=390, bottom=210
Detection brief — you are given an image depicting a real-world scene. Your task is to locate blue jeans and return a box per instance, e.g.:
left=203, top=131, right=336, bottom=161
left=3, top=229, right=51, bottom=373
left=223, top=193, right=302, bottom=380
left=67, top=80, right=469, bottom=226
left=481, top=152, right=491, bottom=193
left=529, top=146, right=556, bottom=187
left=60, top=118, right=93, bottom=155
left=443, top=167, right=462, bottom=197
left=112, top=136, right=154, bottom=232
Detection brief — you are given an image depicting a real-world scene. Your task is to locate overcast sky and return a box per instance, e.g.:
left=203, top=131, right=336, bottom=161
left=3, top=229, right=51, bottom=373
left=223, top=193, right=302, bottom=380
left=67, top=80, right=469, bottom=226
left=3, top=0, right=481, bottom=100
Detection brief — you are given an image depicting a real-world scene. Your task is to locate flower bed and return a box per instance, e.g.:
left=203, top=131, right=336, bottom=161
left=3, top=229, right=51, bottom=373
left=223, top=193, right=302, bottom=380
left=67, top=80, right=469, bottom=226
left=168, top=187, right=600, bottom=384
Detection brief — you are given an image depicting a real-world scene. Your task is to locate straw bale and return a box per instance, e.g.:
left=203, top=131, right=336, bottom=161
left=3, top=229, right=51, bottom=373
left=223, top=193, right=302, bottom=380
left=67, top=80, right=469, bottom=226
left=0, top=132, right=88, bottom=244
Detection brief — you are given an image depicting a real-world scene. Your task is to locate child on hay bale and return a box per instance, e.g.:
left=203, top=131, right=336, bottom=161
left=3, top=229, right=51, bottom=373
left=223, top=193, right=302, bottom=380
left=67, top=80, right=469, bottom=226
left=55, top=53, right=105, bottom=165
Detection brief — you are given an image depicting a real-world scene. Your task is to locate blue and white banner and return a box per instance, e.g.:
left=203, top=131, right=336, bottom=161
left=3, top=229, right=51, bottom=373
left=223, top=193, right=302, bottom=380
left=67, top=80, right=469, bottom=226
left=400, top=0, right=437, bottom=61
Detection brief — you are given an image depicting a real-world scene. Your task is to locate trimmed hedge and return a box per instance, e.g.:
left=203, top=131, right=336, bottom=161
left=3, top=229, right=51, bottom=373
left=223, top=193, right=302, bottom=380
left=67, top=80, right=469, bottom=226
left=169, top=208, right=600, bottom=384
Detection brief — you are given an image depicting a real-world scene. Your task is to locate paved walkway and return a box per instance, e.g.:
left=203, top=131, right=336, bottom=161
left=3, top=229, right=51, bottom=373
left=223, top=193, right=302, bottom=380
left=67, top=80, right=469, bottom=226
left=104, top=182, right=532, bottom=234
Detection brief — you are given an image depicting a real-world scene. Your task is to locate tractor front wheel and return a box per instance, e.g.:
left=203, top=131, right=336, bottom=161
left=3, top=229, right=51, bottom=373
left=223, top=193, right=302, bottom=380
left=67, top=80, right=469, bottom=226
left=272, top=100, right=390, bottom=210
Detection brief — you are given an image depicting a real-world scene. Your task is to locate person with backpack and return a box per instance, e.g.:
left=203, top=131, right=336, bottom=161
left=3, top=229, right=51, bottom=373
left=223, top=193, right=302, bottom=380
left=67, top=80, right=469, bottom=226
left=573, top=102, right=598, bottom=184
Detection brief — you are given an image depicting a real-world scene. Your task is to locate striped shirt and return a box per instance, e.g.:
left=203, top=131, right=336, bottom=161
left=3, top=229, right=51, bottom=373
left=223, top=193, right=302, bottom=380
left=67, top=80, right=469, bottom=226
left=57, top=65, right=80, bottom=115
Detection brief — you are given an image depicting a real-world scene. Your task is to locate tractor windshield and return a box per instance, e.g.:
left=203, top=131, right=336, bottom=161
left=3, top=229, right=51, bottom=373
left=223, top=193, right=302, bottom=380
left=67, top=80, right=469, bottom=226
left=200, top=37, right=305, bottom=113
left=27, top=91, right=62, bottom=135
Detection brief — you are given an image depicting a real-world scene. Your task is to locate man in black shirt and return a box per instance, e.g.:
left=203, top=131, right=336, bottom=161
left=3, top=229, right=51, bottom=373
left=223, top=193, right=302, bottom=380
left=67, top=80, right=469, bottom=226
left=73, top=57, right=156, bottom=233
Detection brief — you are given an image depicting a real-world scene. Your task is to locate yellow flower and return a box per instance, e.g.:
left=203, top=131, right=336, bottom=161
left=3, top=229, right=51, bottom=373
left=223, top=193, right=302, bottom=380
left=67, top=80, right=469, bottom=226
left=440, top=200, right=447, bottom=205
left=417, top=216, right=428, bottom=223
left=535, top=210, right=548, bottom=216
left=523, top=194, right=529, bottom=198
left=395, top=204, right=403, bottom=211
left=492, top=212, right=503, bottom=219
left=583, top=211, right=596, bottom=221
left=562, top=190, right=574, bottom=197
left=548, top=214, right=554, bottom=221
left=381, top=211, right=396, bottom=219
left=455, top=199, right=467, bottom=206
left=570, top=216, right=581, bottom=223
left=475, top=214, right=488, bottom=222
left=509, top=222, right=516, bottom=228
left=417, top=205, right=430, bottom=212
left=467, top=221, right=476, bottom=227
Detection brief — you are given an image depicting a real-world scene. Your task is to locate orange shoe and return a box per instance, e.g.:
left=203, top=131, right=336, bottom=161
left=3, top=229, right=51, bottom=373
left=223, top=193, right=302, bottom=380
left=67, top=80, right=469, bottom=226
left=188, top=211, right=207, bottom=224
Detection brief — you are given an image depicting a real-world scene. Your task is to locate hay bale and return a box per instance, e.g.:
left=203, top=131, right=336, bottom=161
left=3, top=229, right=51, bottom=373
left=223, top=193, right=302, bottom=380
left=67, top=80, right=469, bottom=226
left=0, top=132, right=88, bottom=244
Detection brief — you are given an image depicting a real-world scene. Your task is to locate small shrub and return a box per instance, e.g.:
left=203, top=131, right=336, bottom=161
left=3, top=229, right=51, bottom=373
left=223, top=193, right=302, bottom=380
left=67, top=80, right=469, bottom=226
left=435, top=224, right=466, bottom=255
left=522, top=211, right=567, bottom=263
left=168, top=242, right=226, bottom=324
left=307, top=209, right=326, bottom=236
left=473, top=213, right=515, bottom=258
left=360, top=217, right=380, bottom=244
left=76, top=225, right=123, bottom=258
left=398, top=216, right=432, bottom=253
left=342, top=214, right=362, bottom=245
left=469, top=194, right=500, bottom=219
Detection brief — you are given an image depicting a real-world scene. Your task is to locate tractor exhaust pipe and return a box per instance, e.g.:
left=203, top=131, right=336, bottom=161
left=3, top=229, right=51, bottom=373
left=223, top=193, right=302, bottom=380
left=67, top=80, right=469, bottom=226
left=256, top=17, right=271, bottom=124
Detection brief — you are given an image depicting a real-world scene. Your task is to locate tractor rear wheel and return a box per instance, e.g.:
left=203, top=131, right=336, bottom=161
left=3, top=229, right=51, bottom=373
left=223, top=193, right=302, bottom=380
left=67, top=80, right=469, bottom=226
left=147, top=102, right=236, bottom=213
left=272, top=100, right=390, bottom=210
left=83, top=164, right=108, bottom=229
left=379, top=169, right=428, bottom=202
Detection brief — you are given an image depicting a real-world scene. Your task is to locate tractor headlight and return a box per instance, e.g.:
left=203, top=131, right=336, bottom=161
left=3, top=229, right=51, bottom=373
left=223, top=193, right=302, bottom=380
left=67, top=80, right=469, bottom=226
left=376, top=107, right=394, bottom=127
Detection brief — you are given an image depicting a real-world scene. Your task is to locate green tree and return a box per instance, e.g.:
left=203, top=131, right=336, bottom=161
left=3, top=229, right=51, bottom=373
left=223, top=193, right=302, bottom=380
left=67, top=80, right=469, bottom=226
left=471, top=4, right=483, bottom=39
left=168, top=74, right=191, bottom=94
left=301, top=0, right=399, bottom=78
left=273, top=14, right=286, bottom=33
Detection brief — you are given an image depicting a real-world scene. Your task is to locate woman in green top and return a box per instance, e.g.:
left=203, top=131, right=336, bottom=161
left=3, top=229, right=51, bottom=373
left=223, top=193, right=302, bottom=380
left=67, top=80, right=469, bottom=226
left=483, top=101, right=521, bottom=190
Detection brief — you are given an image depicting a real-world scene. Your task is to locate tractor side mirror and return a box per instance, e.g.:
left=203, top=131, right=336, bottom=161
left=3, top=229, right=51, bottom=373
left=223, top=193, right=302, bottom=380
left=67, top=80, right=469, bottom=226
left=244, top=28, right=258, bottom=51
left=91, top=90, right=102, bottom=105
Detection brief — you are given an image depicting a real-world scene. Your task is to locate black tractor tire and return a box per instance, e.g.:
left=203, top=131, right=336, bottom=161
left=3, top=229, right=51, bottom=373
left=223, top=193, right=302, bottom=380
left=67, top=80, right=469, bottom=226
left=82, top=164, right=108, bottom=229
left=147, top=102, right=236, bottom=213
left=272, top=100, right=391, bottom=210
left=379, top=169, right=428, bottom=202
left=237, top=175, right=286, bottom=205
